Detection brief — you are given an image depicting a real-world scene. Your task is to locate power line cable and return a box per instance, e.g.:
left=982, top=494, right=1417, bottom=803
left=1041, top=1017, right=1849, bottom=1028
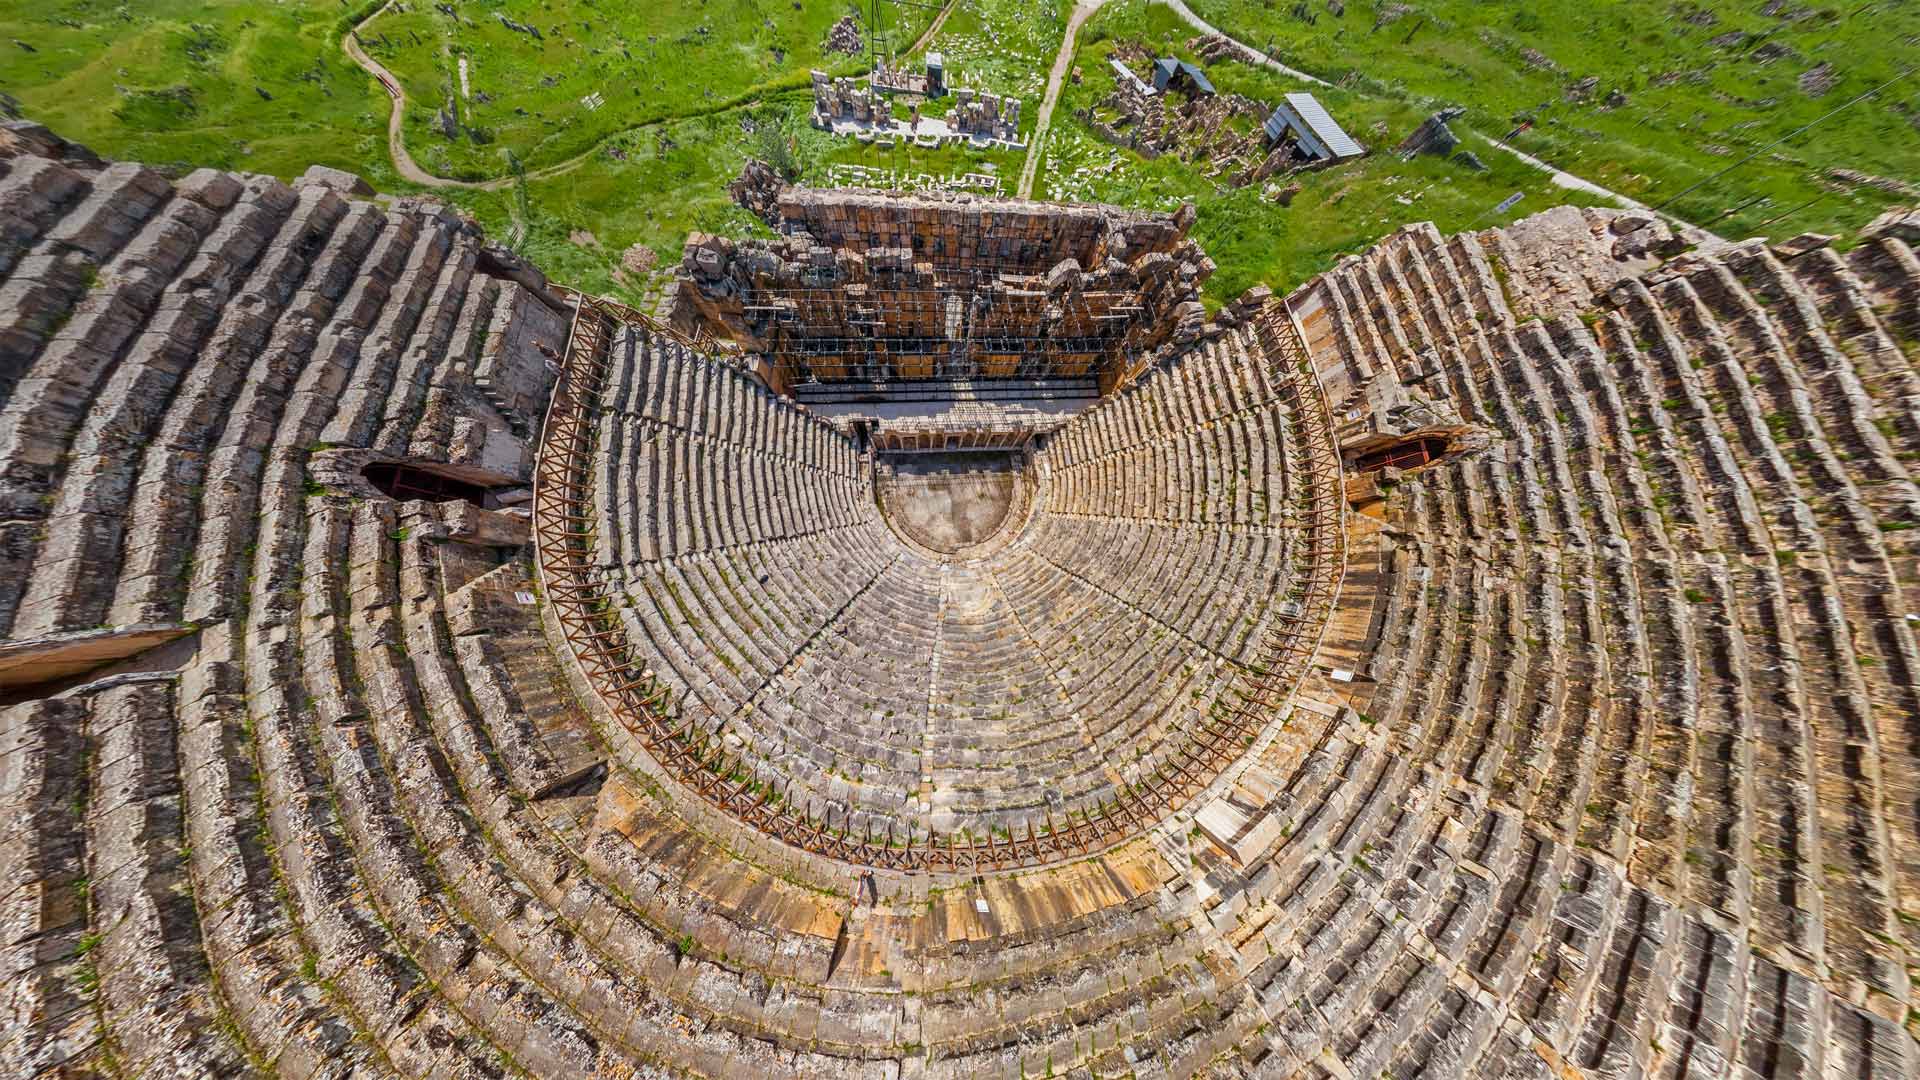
left=1652, top=65, right=1914, bottom=212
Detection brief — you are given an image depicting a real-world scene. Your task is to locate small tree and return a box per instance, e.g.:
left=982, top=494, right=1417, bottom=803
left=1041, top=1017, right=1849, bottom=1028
left=751, top=111, right=811, bottom=182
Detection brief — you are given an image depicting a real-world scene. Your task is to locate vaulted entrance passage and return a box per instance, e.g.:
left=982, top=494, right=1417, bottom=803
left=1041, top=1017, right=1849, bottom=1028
left=362, top=461, right=494, bottom=506
left=1353, top=434, right=1448, bottom=473
left=874, top=450, right=1026, bottom=556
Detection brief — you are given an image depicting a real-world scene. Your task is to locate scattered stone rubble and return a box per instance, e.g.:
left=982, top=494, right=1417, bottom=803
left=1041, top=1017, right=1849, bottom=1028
left=727, top=156, right=789, bottom=224
left=1486, top=204, right=1697, bottom=317
left=619, top=241, right=657, bottom=275
left=946, top=85, right=1020, bottom=141
left=1080, top=42, right=1315, bottom=188
left=822, top=12, right=862, bottom=56
left=1863, top=203, right=1920, bottom=240
left=826, top=160, right=1005, bottom=196
left=810, top=68, right=1024, bottom=147
left=1397, top=106, right=1464, bottom=157
left=1800, top=60, right=1837, bottom=96
left=810, top=69, right=888, bottom=128
left=871, top=55, right=939, bottom=97
left=5, top=115, right=1920, bottom=1080
left=1395, top=106, right=1485, bottom=169
left=1832, top=168, right=1920, bottom=201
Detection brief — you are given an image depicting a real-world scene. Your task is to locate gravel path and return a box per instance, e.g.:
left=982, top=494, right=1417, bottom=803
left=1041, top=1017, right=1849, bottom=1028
left=1017, top=0, right=1108, bottom=199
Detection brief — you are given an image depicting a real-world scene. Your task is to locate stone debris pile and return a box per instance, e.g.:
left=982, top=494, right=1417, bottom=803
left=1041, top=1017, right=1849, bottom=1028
left=825, top=160, right=1005, bottom=196
left=823, top=12, right=862, bottom=56
left=810, top=68, right=887, bottom=128
left=810, top=67, right=1025, bottom=148
left=1082, top=43, right=1341, bottom=188
left=726, top=155, right=789, bottom=223
left=947, top=86, right=1020, bottom=141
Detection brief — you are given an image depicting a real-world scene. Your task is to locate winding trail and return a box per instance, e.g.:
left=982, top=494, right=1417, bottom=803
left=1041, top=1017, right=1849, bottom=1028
left=1156, top=0, right=1328, bottom=87
left=1471, top=131, right=1651, bottom=209
left=347, top=0, right=1669, bottom=224
left=342, top=5, right=896, bottom=193
left=342, top=5, right=495, bottom=190
left=1018, top=0, right=1107, bottom=199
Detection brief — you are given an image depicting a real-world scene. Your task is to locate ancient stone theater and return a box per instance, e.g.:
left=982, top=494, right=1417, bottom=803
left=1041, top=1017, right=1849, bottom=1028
left=4, top=117, right=1920, bottom=1078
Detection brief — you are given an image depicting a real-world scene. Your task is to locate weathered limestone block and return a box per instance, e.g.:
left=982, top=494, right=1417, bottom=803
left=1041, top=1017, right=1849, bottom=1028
left=1860, top=205, right=1920, bottom=242
left=476, top=281, right=564, bottom=420
left=297, top=164, right=375, bottom=197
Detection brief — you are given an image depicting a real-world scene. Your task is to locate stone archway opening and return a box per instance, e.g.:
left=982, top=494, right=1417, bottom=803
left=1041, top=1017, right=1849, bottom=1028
left=1354, top=435, right=1449, bottom=473
left=361, top=461, right=494, bottom=507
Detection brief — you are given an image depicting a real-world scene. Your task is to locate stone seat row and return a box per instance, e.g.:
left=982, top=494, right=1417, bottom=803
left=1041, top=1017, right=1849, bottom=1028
left=1184, top=592, right=1915, bottom=1080
left=1298, top=205, right=1920, bottom=1065
left=604, top=519, right=1266, bottom=838
left=1043, top=403, right=1296, bottom=526
left=0, top=139, right=565, bottom=645
left=1015, top=515, right=1294, bottom=661
left=605, top=325, right=864, bottom=478
left=1044, top=327, right=1295, bottom=473
left=596, top=410, right=873, bottom=568
left=585, top=315, right=1321, bottom=843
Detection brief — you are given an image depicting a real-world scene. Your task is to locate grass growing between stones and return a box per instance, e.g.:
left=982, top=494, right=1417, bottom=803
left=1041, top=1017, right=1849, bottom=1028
left=451, top=92, right=1025, bottom=306
left=1179, top=0, right=1920, bottom=238
left=4, top=0, right=1913, bottom=317
left=918, top=0, right=1078, bottom=139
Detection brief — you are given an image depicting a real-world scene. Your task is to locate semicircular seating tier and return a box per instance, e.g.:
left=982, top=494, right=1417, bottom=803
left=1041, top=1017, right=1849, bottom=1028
left=542, top=304, right=1339, bottom=867
left=4, top=115, right=1920, bottom=1079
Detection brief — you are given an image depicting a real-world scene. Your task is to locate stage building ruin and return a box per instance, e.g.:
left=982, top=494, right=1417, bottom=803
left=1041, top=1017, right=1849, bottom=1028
left=674, top=186, right=1214, bottom=447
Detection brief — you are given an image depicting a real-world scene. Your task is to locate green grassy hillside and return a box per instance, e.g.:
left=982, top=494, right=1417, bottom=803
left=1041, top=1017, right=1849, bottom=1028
left=359, top=0, right=929, bottom=179
left=0, top=0, right=1913, bottom=310
left=0, top=0, right=393, bottom=182
left=1181, top=0, right=1920, bottom=238
left=1037, top=1, right=1612, bottom=303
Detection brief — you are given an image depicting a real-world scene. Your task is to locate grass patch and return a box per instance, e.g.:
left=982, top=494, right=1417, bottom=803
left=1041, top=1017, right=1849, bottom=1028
left=7, top=0, right=1917, bottom=314
left=1176, top=0, right=1920, bottom=239
left=1040, top=0, right=1609, bottom=304
left=362, top=0, right=945, bottom=176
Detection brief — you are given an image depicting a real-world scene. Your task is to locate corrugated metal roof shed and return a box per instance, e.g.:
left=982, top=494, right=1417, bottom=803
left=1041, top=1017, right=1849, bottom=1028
left=1151, top=58, right=1215, bottom=96
left=1263, top=92, right=1364, bottom=161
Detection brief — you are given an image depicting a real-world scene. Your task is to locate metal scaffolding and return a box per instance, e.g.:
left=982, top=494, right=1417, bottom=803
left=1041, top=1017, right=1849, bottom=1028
left=745, top=270, right=1155, bottom=387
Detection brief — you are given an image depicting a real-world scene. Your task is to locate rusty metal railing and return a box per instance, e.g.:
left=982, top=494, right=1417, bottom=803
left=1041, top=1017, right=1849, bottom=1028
left=1235, top=300, right=1348, bottom=744
left=534, top=293, right=1346, bottom=873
